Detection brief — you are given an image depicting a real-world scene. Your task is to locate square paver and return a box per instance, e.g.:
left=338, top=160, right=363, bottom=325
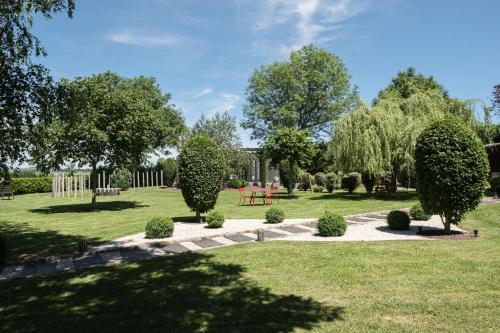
left=260, top=230, right=287, bottom=239
left=280, top=226, right=310, bottom=234
left=192, top=238, right=224, bottom=249
left=121, top=250, right=152, bottom=262
left=35, top=262, right=57, bottom=276
left=56, top=258, right=74, bottom=272
left=161, top=243, right=191, bottom=254
left=73, top=255, right=105, bottom=269
left=224, top=234, right=255, bottom=243
left=99, top=251, right=123, bottom=264
left=348, top=217, right=374, bottom=222
left=0, top=265, right=24, bottom=280
left=302, top=221, right=318, bottom=229
left=364, top=214, right=387, bottom=220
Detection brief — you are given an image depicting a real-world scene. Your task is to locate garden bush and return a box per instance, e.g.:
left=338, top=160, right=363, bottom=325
left=227, top=179, right=246, bottom=189
left=325, top=172, right=336, bottom=193
left=112, top=169, right=132, bottom=189
left=490, top=177, right=500, bottom=196
left=156, top=157, right=177, bottom=187
left=298, top=172, right=315, bottom=190
left=317, top=212, right=347, bottom=236
left=361, top=172, right=379, bottom=193
left=178, top=135, right=225, bottom=221
left=206, top=210, right=225, bottom=228
left=265, top=207, right=285, bottom=224
left=314, top=172, right=326, bottom=187
left=397, top=167, right=416, bottom=188
left=341, top=172, right=361, bottom=193
left=145, top=216, right=174, bottom=239
left=11, top=177, right=52, bottom=194
left=387, top=210, right=411, bottom=230
left=313, top=185, right=324, bottom=193
left=279, top=161, right=299, bottom=192
left=0, top=235, right=8, bottom=265
left=415, top=116, right=489, bottom=231
left=410, top=203, right=432, bottom=221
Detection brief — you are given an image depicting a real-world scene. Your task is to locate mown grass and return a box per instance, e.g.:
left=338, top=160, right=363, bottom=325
left=0, top=204, right=498, bottom=332
left=0, top=187, right=418, bottom=262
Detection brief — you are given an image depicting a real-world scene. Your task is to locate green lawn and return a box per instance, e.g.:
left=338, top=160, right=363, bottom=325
left=0, top=187, right=418, bottom=262
left=0, top=204, right=498, bottom=332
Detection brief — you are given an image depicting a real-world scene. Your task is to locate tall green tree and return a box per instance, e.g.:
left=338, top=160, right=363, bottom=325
left=30, top=72, right=185, bottom=205
left=242, top=44, right=358, bottom=141
left=0, top=0, right=74, bottom=176
left=264, top=128, right=316, bottom=196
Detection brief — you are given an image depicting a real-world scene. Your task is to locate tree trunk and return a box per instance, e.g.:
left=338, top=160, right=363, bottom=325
left=443, top=214, right=452, bottom=234
left=287, top=159, right=294, bottom=197
left=91, top=163, right=97, bottom=208
left=196, top=211, right=201, bottom=223
left=390, top=169, right=398, bottom=194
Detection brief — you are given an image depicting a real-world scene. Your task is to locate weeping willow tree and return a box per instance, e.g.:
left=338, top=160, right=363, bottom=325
left=329, top=92, right=477, bottom=192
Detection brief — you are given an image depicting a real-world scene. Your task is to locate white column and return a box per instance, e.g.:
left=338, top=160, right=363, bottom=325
left=146, top=172, right=149, bottom=187
left=98, top=173, right=101, bottom=189
left=103, top=170, right=106, bottom=188
left=155, top=171, right=158, bottom=187
left=161, top=170, right=164, bottom=187
left=133, top=171, right=135, bottom=188
left=142, top=172, right=145, bottom=188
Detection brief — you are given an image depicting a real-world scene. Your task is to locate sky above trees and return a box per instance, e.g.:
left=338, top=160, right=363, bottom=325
left=31, top=0, right=500, bottom=146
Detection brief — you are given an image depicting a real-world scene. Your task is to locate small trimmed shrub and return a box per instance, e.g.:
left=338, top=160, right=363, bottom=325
left=325, top=173, right=336, bottom=193
left=361, top=172, right=379, bottom=193
left=341, top=172, right=361, bottom=193
left=490, top=177, right=500, bottom=196
left=314, top=172, right=326, bottom=187
left=206, top=210, right=225, bottom=228
left=0, top=235, right=8, bottom=265
left=298, top=173, right=315, bottom=191
left=112, top=169, right=132, bottom=190
left=145, top=216, right=174, bottom=239
left=278, top=161, right=298, bottom=192
left=317, top=212, right=347, bottom=236
left=227, top=179, right=246, bottom=189
left=410, top=203, right=432, bottom=221
left=313, top=185, right=324, bottom=193
left=265, top=207, right=285, bottom=224
left=387, top=210, right=411, bottom=230
left=11, top=177, right=52, bottom=194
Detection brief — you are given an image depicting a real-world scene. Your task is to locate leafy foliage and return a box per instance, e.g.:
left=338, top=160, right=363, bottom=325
left=278, top=161, right=298, bottom=192
left=112, top=169, right=132, bottom=190
left=242, top=44, right=358, bottom=141
left=265, top=128, right=316, bottom=195
left=313, top=185, right=324, bottom=193
left=490, top=177, right=500, bottom=196
left=206, top=210, right=225, bottom=228
left=314, top=172, right=326, bottom=187
left=492, top=84, right=500, bottom=116
left=226, top=179, right=247, bottom=189
left=156, top=157, right=177, bottom=187
left=415, top=116, right=489, bottom=230
left=0, top=0, right=74, bottom=175
left=341, top=172, right=361, bottom=193
left=178, top=135, right=225, bottom=219
left=361, top=172, right=379, bottom=193
left=387, top=210, right=411, bottom=230
left=325, top=173, right=337, bottom=193
left=410, top=203, right=432, bottom=221
left=265, top=207, right=285, bottom=224
left=317, top=212, right=347, bottom=236
left=145, top=216, right=174, bottom=239
left=11, top=177, right=52, bottom=194
left=298, top=173, right=315, bottom=191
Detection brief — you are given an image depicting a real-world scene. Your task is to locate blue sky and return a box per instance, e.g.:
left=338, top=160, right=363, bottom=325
left=33, top=0, right=500, bottom=148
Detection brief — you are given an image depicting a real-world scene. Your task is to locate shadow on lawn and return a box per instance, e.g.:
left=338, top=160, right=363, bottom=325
left=308, top=191, right=418, bottom=202
left=0, top=221, right=101, bottom=264
left=28, top=201, right=148, bottom=214
left=0, top=252, right=343, bottom=332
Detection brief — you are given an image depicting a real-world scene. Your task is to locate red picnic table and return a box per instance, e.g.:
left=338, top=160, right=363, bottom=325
left=247, top=186, right=273, bottom=206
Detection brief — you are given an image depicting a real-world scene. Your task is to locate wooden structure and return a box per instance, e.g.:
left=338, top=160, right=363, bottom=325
left=52, top=173, right=88, bottom=198
left=132, top=170, right=164, bottom=188
left=0, top=183, right=14, bottom=199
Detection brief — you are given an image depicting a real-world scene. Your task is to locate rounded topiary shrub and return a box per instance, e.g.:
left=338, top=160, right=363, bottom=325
left=313, top=185, right=324, bottom=193
left=178, top=135, right=225, bottom=221
left=112, top=169, right=132, bottom=190
left=317, top=212, right=347, bottom=236
left=415, top=116, right=489, bottom=231
left=341, top=172, right=361, bottom=193
left=145, top=216, right=174, bottom=239
left=265, top=207, right=285, bottom=224
left=314, top=172, right=326, bottom=187
left=387, top=210, right=411, bottom=230
left=410, top=203, right=432, bottom=221
left=206, top=210, right=224, bottom=228
left=490, top=177, right=500, bottom=197
left=361, top=172, right=379, bottom=193
left=325, top=172, right=336, bottom=193
left=298, top=173, right=315, bottom=191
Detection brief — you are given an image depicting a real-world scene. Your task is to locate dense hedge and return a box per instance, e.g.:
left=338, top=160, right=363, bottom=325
left=361, top=172, right=379, bottom=193
left=145, top=216, right=174, bottom=239
left=314, top=172, right=326, bottom=187
left=341, top=172, right=361, bottom=193
left=156, top=157, right=177, bottom=187
left=313, top=185, right=324, bottom=193
left=387, top=210, right=411, bottom=230
left=325, top=173, right=336, bottom=193
left=10, top=177, right=52, bottom=194
left=298, top=172, right=315, bottom=190
left=410, top=203, right=432, bottom=221
left=265, top=207, right=285, bottom=224
left=317, top=212, right=347, bottom=236
left=178, top=135, right=225, bottom=220
left=415, top=116, right=489, bottom=229
left=206, top=210, right=225, bottom=228
left=227, top=179, right=247, bottom=189
left=112, top=169, right=132, bottom=189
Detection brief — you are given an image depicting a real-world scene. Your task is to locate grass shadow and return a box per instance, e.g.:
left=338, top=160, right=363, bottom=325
left=0, top=221, right=102, bottom=264
left=309, top=191, right=418, bottom=202
left=0, top=252, right=343, bottom=332
left=173, top=216, right=203, bottom=223
left=29, top=201, right=148, bottom=214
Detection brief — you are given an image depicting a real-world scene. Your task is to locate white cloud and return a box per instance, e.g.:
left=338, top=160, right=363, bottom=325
left=253, top=0, right=376, bottom=57
left=192, top=86, right=214, bottom=98
left=106, top=29, right=186, bottom=46
left=209, top=93, right=241, bottom=115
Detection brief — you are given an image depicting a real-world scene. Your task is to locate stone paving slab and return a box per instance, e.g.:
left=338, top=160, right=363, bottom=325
left=364, top=214, right=387, bottom=219
left=35, top=262, right=57, bottom=275
left=161, top=243, right=191, bottom=254
left=211, top=236, right=237, bottom=245
left=73, top=255, right=105, bottom=269
left=259, top=230, right=287, bottom=239
left=121, top=250, right=152, bottom=262
left=56, top=258, right=74, bottom=272
left=280, top=226, right=311, bottom=234
left=193, top=238, right=224, bottom=249
left=224, top=234, right=255, bottom=243
left=348, top=217, right=375, bottom=222
left=179, top=242, right=202, bottom=251
left=99, top=251, right=123, bottom=265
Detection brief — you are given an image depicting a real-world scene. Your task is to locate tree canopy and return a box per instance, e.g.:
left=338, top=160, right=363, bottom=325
left=0, top=0, right=74, bottom=176
left=492, top=84, right=500, bottom=116
left=30, top=71, right=185, bottom=204
left=242, top=44, right=358, bottom=142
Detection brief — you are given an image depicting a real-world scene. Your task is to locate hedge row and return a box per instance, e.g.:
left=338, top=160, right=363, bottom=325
left=10, top=177, right=52, bottom=195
